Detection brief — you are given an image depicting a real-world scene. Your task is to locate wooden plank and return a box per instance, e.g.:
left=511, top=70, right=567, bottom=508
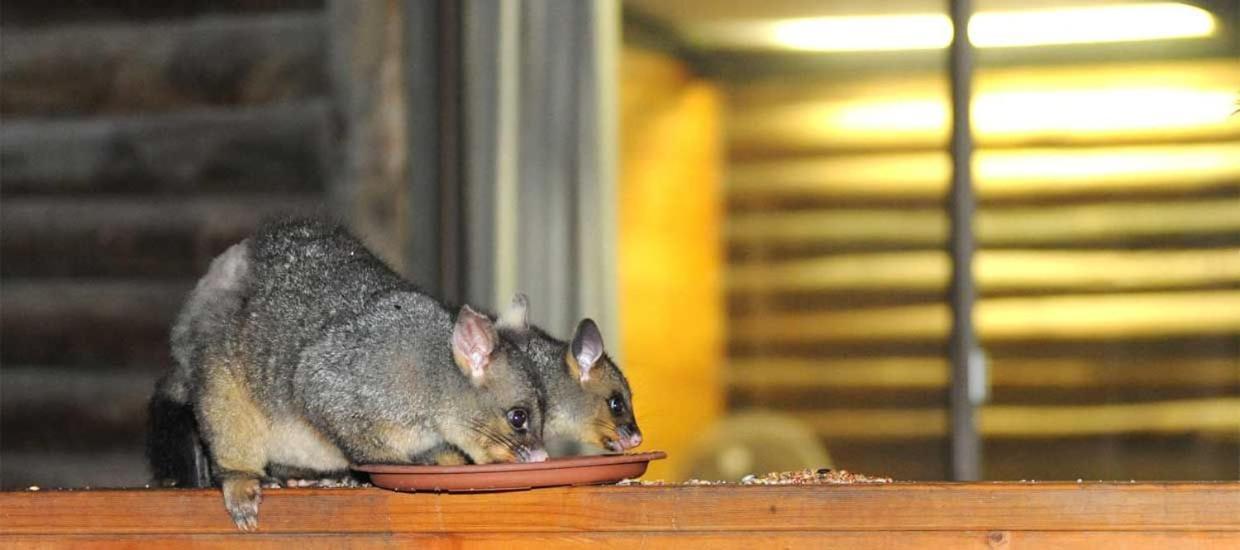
left=7, top=531, right=1238, bottom=549
left=1, top=13, right=326, bottom=117
left=2, top=485, right=1238, bottom=534
left=0, top=280, right=189, bottom=366
left=0, top=1, right=323, bottom=28
left=793, top=398, right=1240, bottom=440
left=819, top=434, right=1239, bottom=483
left=726, top=198, right=1240, bottom=248
left=1007, top=531, right=1240, bottom=549
left=727, top=143, right=1240, bottom=202
left=0, top=196, right=322, bottom=278
left=730, top=290, right=1240, bottom=344
left=726, top=336, right=1239, bottom=370
left=726, top=59, right=1240, bottom=153
left=0, top=102, right=330, bottom=195
left=0, top=532, right=979, bottom=550
left=726, top=356, right=1240, bottom=390
left=0, top=368, right=156, bottom=452
left=728, top=248, right=1240, bottom=294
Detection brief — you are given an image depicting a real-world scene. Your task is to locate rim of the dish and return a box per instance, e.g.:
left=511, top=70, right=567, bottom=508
left=352, top=451, right=666, bottom=474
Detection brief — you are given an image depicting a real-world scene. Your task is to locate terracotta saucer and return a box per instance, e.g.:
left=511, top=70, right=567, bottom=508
left=353, top=451, right=667, bottom=492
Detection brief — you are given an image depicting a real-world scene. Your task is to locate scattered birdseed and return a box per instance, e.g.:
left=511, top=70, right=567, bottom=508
left=615, top=469, right=893, bottom=486
left=279, top=477, right=370, bottom=488
left=617, top=478, right=665, bottom=486
left=741, top=469, right=893, bottom=485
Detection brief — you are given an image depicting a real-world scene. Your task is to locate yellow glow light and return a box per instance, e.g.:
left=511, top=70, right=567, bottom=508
left=728, top=143, right=1240, bottom=200
left=969, top=3, right=1216, bottom=48
left=728, top=60, right=1240, bottom=150
left=696, top=2, right=1216, bottom=52
left=975, top=87, right=1236, bottom=134
left=832, top=88, right=1238, bottom=136
left=769, top=14, right=952, bottom=52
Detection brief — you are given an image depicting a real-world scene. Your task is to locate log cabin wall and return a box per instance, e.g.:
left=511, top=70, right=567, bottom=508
left=716, top=47, right=1240, bottom=478
left=624, top=0, right=1240, bottom=482
left=0, top=0, right=332, bottom=490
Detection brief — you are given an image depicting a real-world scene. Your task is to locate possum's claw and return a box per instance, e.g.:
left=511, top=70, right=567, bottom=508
left=222, top=476, right=262, bottom=531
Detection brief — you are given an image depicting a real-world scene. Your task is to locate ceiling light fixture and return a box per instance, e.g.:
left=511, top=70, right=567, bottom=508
left=690, top=2, right=1216, bottom=52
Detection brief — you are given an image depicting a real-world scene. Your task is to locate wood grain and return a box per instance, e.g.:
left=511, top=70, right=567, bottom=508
left=2, top=485, right=1238, bottom=536
left=8, top=531, right=1238, bottom=549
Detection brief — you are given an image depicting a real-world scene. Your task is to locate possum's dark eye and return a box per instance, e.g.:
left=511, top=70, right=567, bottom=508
left=506, top=408, right=529, bottom=431
left=608, top=395, right=625, bottom=415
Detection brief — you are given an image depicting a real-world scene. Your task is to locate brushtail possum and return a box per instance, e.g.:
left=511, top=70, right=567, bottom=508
left=495, top=295, right=642, bottom=456
left=149, top=218, right=547, bottom=530
left=354, top=296, right=643, bottom=465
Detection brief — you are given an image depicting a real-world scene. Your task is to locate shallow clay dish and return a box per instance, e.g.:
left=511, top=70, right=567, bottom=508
left=354, top=451, right=667, bottom=492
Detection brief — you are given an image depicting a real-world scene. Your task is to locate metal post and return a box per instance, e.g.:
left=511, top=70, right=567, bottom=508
left=948, top=0, right=982, bottom=481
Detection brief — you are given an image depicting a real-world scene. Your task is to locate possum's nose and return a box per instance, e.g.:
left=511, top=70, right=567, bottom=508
left=618, top=424, right=643, bottom=449
left=521, top=448, right=549, bottom=463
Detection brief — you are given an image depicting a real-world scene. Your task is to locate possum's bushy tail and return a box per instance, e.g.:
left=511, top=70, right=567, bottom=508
left=147, top=241, right=251, bottom=488
left=146, top=388, right=212, bottom=487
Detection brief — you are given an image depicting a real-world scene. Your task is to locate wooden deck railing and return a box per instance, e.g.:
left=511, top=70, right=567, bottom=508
left=3, top=483, right=1238, bottom=548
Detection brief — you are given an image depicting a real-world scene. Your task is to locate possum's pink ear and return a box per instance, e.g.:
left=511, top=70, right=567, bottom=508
left=452, top=305, right=498, bottom=384
left=568, top=318, right=604, bottom=383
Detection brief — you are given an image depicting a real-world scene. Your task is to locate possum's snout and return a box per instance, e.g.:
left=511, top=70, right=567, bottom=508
left=520, top=447, right=549, bottom=463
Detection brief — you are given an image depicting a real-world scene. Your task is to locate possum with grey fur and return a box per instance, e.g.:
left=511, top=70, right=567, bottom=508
left=148, top=218, right=547, bottom=530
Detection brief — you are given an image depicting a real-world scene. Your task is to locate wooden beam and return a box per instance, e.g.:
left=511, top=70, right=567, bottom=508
left=727, top=143, right=1240, bottom=202
left=730, top=290, right=1240, bottom=343
left=727, top=356, right=1240, bottom=390
left=0, top=196, right=322, bottom=278
left=727, top=198, right=1240, bottom=248
left=795, top=398, right=1240, bottom=439
left=2, top=484, right=1237, bottom=535
left=728, top=248, right=1240, bottom=293
left=0, top=1, right=323, bottom=28
left=727, top=59, right=1240, bottom=153
left=0, top=280, right=190, bottom=366
left=4, top=531, right=1239, bottom=549
left=0, top=13, right=326, bottom=117
left=0, top=102, right=331, bottom=195
left=1, top=368, right=156, bottom=452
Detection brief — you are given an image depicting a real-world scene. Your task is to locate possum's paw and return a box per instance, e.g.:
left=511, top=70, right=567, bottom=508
left=222, top=476, right=262, bottom=531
